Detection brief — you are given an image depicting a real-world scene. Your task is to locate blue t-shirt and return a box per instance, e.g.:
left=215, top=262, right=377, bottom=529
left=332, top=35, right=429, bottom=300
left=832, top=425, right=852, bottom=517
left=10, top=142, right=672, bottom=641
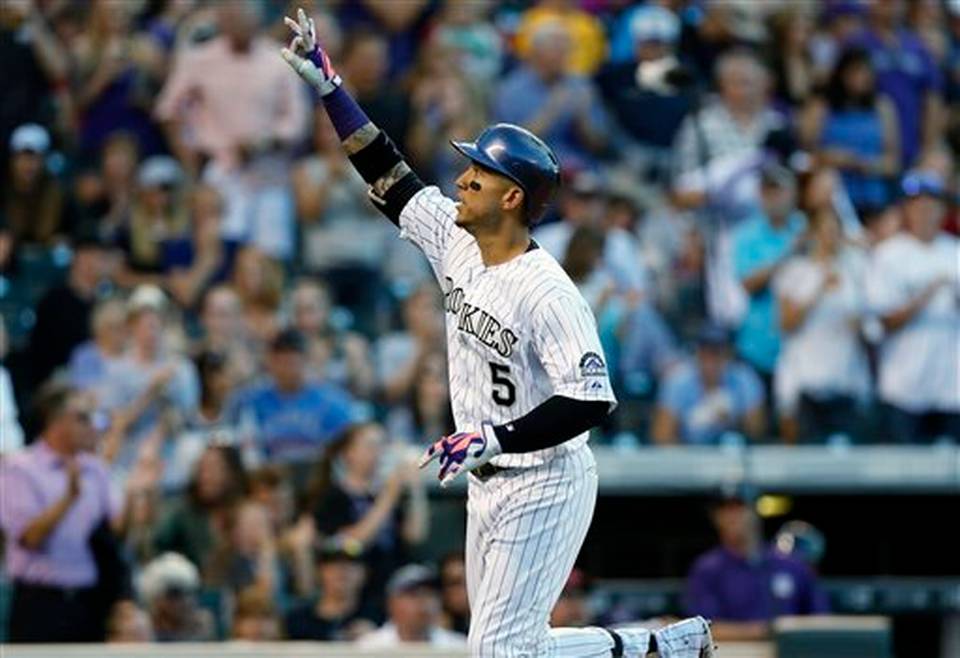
left=228, top=380, right=354, bottom=464
left=732, top=211, right=806, bottom=373
left=850, top=28, right=943, bottom=167
left=820, top=108, right=891, bottom=210
left=658, top=360, right=764, bottom=445
left=685, top=546, right=830, bottom=622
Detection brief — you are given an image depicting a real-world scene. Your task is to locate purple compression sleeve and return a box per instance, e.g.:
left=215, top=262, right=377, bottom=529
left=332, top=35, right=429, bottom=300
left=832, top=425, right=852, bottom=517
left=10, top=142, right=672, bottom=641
left=322, top=86, right=372, bottom=141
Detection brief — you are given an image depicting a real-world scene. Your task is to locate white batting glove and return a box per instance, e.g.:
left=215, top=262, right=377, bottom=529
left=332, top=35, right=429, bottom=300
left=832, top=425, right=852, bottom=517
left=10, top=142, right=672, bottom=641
left=419, top=422, right=502, bottom=488
left=281, top=7, right=341, bottom=96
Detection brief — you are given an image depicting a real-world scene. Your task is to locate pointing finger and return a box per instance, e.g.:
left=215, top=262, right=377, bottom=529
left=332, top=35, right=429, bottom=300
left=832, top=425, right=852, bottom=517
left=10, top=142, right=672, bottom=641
left=418, top=442, right=440, bottom=469
left=284, top=16, right=302, bottom=35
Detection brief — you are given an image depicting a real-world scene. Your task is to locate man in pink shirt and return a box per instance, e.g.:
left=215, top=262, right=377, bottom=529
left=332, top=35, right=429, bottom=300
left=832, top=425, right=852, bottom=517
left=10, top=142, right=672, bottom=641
left=156, top=2, right=307, bottom=260
left=0, top=382, right=121, bottom=642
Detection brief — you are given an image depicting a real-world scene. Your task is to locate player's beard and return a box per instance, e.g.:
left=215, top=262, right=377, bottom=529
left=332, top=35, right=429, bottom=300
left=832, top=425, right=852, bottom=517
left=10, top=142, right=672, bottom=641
left=455, top=203, right=500, bottom=234
left=454, top=202, right=482, bottom=230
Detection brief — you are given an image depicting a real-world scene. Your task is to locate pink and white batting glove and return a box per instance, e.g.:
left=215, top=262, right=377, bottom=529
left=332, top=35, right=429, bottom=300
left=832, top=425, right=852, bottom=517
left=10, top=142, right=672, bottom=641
left=419, top=423, right=502, bottom=487
left=281, top=8, right=341, bottom=96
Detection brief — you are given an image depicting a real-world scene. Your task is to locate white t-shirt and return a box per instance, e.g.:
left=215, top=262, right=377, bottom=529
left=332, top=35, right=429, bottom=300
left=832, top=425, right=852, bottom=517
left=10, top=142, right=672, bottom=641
left=773, top=250, right=871, bottom=414
left=0, top=366, right=24, bottom=454
left=356, top=622, right=467, bottom=648
left=865, top=232, right=960, bottom=412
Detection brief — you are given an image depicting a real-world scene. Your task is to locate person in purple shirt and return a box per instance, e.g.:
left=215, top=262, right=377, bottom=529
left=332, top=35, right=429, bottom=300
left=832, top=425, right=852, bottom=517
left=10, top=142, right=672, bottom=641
left=0, top=382, right=121, bottom=642
left=684, top=484, right=830, bottom=643
left=850, top=0, right=945, bottom=167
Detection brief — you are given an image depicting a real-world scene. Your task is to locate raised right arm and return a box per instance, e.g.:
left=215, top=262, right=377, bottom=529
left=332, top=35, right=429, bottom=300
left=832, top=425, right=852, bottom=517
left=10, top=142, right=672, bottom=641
left=281, top=9, right=424, bottom=226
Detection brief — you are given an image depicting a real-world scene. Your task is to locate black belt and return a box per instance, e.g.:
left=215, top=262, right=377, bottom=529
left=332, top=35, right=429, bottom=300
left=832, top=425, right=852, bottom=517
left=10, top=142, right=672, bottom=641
left=471, top=462, right=510, bottom=481
left=13, top=581, right=97, bottom=601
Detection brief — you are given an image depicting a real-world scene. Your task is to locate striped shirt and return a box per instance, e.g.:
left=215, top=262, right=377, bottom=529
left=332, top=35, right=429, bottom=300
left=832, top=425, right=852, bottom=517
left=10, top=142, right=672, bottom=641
left=399, top=186, right=616, bottom=468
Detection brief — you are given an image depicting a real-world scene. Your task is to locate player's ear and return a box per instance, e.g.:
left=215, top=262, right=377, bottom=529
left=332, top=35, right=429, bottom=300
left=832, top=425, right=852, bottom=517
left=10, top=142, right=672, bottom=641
left=501, top=186, right=524, bottom=213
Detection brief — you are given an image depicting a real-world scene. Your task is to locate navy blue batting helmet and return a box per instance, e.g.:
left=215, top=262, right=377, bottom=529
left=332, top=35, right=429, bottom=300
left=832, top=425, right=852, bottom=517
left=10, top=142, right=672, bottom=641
left=450, top=123, right=561, bottom=223
left=775, top=520, right=826, bottom=567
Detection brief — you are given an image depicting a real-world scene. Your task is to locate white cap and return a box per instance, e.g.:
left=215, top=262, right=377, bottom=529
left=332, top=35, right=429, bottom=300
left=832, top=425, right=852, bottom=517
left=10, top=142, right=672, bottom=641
left=630, top=6, right=680, bottom=45
left=137, top=155, right=183, bottom=188
left=128, top=284, right=168, bottom=314
left=10, top=123, right=50, bottom=154
left=138, top=553, right=200, bottom=606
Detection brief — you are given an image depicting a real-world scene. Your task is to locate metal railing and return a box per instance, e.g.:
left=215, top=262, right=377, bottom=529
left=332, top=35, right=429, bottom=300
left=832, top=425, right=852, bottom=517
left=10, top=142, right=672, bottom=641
left=432, top=445, right=960, bottom=494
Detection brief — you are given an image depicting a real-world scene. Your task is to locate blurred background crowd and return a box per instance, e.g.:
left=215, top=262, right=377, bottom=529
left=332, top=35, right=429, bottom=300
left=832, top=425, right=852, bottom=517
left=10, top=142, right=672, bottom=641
left=0, top=0, right=958, bottom=650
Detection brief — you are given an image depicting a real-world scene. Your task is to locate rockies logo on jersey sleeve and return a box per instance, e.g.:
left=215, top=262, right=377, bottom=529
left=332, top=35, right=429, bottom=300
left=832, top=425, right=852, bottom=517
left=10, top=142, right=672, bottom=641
left=579, top=352, right=607, bottom=377
left=528, top=280, right=617, bottom=408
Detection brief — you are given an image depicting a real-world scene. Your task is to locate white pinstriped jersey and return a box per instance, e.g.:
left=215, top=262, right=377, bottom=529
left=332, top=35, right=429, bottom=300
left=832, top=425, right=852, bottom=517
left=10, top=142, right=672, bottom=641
left=399, top=186, right=617, bottom=468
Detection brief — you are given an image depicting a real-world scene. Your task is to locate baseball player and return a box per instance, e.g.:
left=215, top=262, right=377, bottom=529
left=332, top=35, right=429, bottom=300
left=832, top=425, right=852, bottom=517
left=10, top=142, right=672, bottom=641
left=282, top=9, right=714, bottom=657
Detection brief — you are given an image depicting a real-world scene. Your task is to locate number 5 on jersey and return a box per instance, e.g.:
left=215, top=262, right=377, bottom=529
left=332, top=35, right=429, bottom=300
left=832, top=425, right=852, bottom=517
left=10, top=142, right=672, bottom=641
left=489, top=362, right=515, bottom=406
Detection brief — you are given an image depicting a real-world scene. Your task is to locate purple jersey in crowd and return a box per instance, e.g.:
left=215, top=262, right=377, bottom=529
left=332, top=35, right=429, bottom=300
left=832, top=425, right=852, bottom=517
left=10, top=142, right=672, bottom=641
left=684, top=546, right=831, bottom=622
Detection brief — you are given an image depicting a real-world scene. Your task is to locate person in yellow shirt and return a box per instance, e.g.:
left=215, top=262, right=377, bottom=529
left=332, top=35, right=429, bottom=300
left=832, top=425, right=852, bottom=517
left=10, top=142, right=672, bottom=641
left=513, top=0, right=608, bottom=76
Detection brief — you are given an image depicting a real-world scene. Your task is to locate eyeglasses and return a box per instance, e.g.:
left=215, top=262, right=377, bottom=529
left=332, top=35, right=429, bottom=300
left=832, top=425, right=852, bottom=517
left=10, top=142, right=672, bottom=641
left=68, top=409, right=94, bottom=425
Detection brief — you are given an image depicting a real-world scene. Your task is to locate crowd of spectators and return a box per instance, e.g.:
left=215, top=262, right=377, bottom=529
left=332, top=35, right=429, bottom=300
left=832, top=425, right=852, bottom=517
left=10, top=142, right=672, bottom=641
left=1, top=0, right=958, bottom=646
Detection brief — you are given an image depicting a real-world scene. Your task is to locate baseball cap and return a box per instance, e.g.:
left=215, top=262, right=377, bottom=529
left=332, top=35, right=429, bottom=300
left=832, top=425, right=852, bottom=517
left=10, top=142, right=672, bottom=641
left=759, top=162, right=796, bottom=190
left=10, top=123, right=50, bottom=154
left=128, top=284, right=168, bottom=315
left=270, top=327, right=306, bottom=353
left=629, top=6, right=680, bottom=45
left=775, top=520, right=826, bottom=565
left=695, top=323, right=731, bottom=349
left=138, top=552, right=200, bottom=605
left=900, top=169, right=947, bottom=200
left=137, top=155, right=183, bottom=188
left=712, top=481, right=758, bottom=507
left=387, top=564, right=439, bottom=596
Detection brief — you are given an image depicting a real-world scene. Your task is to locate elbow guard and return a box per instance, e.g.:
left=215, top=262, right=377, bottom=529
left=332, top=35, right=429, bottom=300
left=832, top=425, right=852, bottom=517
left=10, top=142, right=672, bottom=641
left=349, top=131, right=403, bottom=185
left=349, top=131, right=424, bottom=225
left=369, top=170, right=426, bottom=225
